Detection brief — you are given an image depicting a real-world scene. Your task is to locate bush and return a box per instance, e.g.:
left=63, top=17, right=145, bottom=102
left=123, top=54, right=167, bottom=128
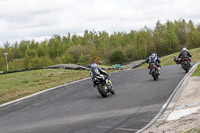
left=110, top=50, right=126, bottom=64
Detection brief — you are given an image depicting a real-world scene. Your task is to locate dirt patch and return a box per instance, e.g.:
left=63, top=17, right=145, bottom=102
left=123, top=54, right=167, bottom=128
left=145, top=110, right=200, bottom=133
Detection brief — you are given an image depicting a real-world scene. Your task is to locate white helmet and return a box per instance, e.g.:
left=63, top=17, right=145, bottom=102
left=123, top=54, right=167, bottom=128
left=151, top=53, right=156, bottom=58
left=182, top=47, right=188, bottom=51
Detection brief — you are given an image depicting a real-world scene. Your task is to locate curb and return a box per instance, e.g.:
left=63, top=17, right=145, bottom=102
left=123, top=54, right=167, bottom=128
left=137, top=63, right=200, bottom=133
left=0, top=66, right=89, bottom=75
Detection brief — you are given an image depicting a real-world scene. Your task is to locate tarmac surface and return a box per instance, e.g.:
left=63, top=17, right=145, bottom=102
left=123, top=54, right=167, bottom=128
left=0, top=65, right=186, bottom=133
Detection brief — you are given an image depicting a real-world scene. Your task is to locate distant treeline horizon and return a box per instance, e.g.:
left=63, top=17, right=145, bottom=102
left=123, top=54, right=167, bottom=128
left=0, top=19, right=200, bottom=72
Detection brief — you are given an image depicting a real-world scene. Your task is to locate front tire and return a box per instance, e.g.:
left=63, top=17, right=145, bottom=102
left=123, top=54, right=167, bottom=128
left=152, top=72, right=157, bottom=81
left=97, top=84, right=108, bottom=98
left=110, top=89, right=115, bottom=94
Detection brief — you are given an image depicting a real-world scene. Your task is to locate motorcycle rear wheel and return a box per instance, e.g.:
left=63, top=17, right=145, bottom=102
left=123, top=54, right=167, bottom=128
left=184, top=65, right=189, bottom=73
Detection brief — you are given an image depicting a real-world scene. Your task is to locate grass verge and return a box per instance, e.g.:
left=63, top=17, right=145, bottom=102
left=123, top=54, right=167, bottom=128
left=192, top=64, right=200, bottom=76
left=186, top=128, right=200, bottom=133
left=0, top=69, right=89, bottom=105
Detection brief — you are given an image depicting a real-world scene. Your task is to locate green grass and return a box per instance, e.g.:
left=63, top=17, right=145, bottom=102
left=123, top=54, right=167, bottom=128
left=0, top=69, right=89, bottom=105
left=192, top=64, right=200, bottom=76
left=186, top=128, right=200, bottom=133
left=99, top=64, right=114, bottom=69
left=140, top=47, right=200, bottom=68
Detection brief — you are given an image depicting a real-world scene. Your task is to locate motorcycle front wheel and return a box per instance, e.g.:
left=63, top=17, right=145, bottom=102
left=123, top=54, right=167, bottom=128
left=152, top=72, right=158, bottom=81
left=97, top=84, right=108, bottom=98
left=110, top=88, right=115, bottom=94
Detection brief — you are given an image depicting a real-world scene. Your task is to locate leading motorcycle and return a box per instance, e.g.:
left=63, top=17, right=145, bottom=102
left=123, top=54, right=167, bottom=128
left=173, top=56, right=191, bottom=73
left=181, top=58, right=191, bottom=73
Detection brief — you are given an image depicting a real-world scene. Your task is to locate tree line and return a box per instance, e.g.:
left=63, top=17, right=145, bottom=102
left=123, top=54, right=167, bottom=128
left=0, top=19, right=200, bottom=72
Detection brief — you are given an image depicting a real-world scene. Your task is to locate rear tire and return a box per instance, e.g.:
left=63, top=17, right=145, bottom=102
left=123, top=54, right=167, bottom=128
left=97, top=84, right=108, bottom=98
left=184, top=65, right=189, bottom=73
left=185, top=69, right=188, bottom=73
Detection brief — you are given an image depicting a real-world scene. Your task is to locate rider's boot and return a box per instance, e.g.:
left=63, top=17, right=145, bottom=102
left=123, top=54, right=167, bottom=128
left=106, top=79, right=114, bottom=91
left=108, top=80, right=113, bottom=88
left=93, top=82, right=96, bottom=87
left=157, top=67, right=161, bottom=75
left=109, top=84, right=115, bottom=92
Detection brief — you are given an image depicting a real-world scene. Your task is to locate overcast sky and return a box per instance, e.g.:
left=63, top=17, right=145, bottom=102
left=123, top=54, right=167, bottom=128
left=0, top=0, right=200, bottom=46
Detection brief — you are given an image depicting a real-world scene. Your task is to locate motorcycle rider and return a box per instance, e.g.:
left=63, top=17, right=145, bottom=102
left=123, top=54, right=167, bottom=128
left=90, top=62, right=113, bottom=89
left=178, top=47, right=192, bottom=65
left=146, top=53, right=161, bottom=74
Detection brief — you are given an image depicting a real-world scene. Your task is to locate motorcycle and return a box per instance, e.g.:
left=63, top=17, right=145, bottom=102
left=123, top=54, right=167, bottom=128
left=181, top=58, right=191, bottom=73
left=149, top=63, right=159, bottom=81
left=92, top=75, right=115, bottom=97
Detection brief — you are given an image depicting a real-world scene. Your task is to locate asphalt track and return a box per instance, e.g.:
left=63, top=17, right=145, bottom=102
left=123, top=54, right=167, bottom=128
left=0, top=65, right=186, bottom=133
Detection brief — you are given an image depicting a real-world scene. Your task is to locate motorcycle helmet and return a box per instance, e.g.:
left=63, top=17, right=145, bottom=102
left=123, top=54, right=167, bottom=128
left=182, top=47, right=188, bottom=51
left=151, top=53, right=156, bottom=58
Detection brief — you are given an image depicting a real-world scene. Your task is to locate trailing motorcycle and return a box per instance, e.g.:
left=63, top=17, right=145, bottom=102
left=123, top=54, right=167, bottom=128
left=149, top=63, right=159, bottom=81
left=181, top=58, right=191, bottom=73
left=92, top=75, right=115, bottom=98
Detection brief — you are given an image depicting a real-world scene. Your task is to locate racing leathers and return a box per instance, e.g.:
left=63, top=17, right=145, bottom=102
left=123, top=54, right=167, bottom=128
left=90, top=63, right=109, bottom=87
left=178, top=50, right=192, bottom=63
